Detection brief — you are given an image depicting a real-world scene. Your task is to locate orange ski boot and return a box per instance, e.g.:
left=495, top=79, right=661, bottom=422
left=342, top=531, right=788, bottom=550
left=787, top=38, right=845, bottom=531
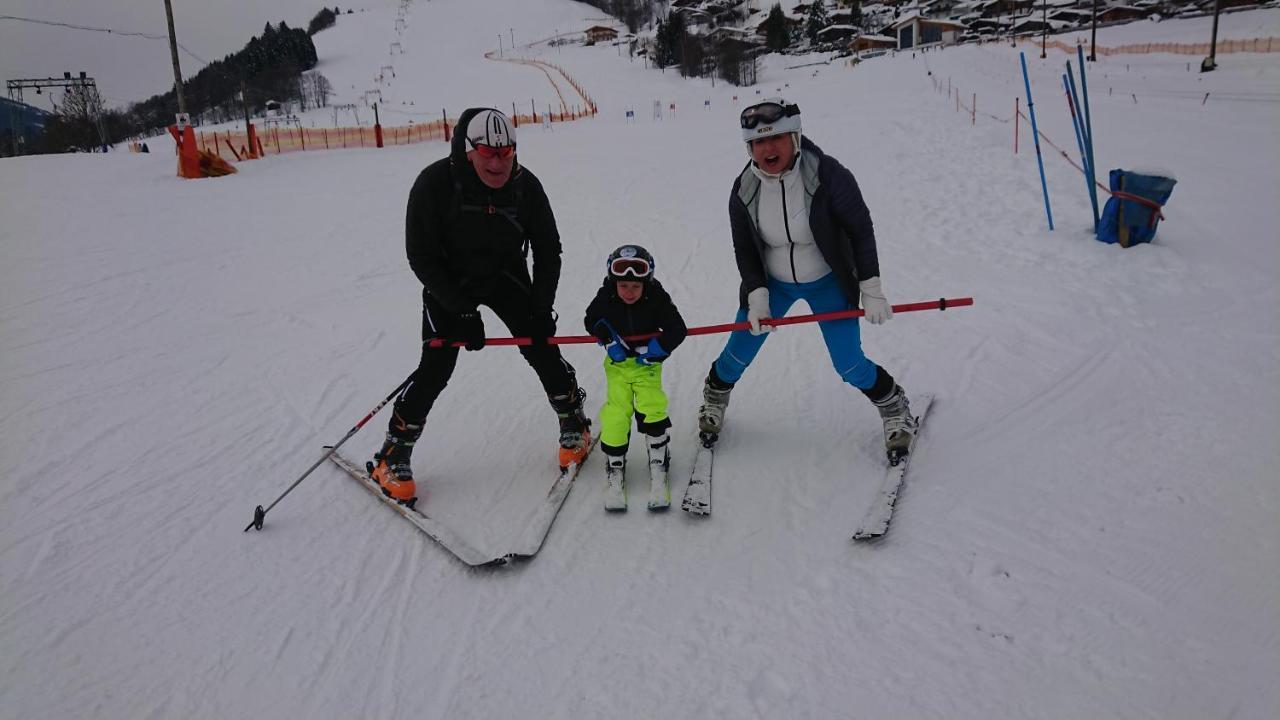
left=552, top=387, right=591, bottom=469
left=370, top=413, right=422, bottom=505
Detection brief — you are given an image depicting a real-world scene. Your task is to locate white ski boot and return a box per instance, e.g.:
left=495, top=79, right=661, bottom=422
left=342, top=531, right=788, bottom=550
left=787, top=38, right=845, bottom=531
left=646, top=432, right=671, bottom=510
left=603, top=455, right=627, bottom=511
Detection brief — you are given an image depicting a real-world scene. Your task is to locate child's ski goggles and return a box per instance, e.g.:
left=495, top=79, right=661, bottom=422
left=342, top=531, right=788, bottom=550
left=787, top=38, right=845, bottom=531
left=609, top=257, right=652, bottom=279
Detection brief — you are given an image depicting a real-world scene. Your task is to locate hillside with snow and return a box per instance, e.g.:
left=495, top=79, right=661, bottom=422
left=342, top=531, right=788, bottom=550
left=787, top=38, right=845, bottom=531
left=3, top=1, right=1278, bottom=718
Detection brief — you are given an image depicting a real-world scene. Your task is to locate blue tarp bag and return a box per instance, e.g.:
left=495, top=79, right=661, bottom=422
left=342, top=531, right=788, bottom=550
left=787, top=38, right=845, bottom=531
left=1097, top=169, right=1177, bottom=247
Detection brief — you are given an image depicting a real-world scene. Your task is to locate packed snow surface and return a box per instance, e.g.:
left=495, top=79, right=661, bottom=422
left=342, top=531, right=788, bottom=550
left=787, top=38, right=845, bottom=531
left=3, top=2, right=1278, bottom=718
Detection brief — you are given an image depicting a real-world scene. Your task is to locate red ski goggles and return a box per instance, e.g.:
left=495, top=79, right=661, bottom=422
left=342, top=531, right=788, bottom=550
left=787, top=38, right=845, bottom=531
left=609, top=256, right=652, bottom=279
left=470, top=143, right=515, bottom=160
left=739, top=102, right=800, bottom=129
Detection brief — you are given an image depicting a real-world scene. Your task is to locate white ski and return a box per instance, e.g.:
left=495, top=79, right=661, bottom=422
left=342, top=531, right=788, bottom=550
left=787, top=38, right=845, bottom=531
left=647, top=454, right=670, bottom=511
left=681, top=437, right=715, bottom=516
left=853, top=393, right=934, bottom=541
left=506, top=435, right=600, bottom=560
left=327, top=450, right=507, bottom=567
left=603, top=458, right=627, bottom=512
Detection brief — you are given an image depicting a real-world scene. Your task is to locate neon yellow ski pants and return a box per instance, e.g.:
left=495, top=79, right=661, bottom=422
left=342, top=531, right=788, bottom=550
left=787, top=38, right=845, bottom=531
left=599, top=357, right=669, bottom=449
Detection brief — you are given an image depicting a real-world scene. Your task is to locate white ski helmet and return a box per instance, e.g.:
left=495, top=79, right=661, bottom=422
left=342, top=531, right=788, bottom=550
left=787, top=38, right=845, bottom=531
left=739, top=97, right=801, bottom=144
left=465, top=108, right=516, bottom=149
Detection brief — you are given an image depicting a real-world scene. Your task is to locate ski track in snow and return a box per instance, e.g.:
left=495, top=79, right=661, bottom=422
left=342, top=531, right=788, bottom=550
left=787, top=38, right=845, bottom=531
left=2, top=2, right=1279, bottom=718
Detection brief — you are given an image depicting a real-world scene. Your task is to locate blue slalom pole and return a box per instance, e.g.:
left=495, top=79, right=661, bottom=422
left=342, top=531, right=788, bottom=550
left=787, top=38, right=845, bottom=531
left=1063, top=74, right=1089, bottom=175
left=1020, top=52, right=1054, bottom=231
left=1064, top=70, right=1097, bottom=225
left=1076, top=45, right=1100, bottom=230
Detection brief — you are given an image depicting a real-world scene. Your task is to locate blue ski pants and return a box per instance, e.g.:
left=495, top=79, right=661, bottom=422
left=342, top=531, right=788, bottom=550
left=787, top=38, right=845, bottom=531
left=713, top=273, right=878, bottom=390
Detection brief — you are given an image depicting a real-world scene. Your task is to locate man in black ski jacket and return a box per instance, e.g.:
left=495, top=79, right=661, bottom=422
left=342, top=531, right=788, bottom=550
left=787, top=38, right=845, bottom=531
left=370, top=108, right=590, bottom=505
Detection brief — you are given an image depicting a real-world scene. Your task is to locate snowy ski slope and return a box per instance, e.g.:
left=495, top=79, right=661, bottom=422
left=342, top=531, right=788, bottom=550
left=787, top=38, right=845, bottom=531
left=2, top=2, right=1278, bottom=717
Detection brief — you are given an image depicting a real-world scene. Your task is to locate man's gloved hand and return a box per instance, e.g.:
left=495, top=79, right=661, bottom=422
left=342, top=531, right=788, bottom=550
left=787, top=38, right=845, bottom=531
left=456, top=310, right=486, bottom=351
left=746, top=287, right=774, bottom=336
left=634, top=338, right=668, bottom=366
left=529, top=306, right=557, bottom=345
left=858, top=277, right=893, bottom=325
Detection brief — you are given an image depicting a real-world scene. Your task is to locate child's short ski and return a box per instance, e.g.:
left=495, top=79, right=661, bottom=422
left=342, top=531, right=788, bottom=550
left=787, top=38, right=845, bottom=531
left=647, top=449, right=671, bottom=511
left=603, top=456, right=627, bottom=511
left=853, top=394, right=934, bottom=541
left=681, top=432, right=716, bottom=516
left=327, top=450, right=507, bottom=567
left=506, top=434, right=600, bottom=560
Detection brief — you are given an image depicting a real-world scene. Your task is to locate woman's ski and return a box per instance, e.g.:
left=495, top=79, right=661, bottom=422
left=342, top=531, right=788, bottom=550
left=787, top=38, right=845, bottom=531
left=681, top=433, right=716, bottom=516
left=852, top=394, right=934, bottom=541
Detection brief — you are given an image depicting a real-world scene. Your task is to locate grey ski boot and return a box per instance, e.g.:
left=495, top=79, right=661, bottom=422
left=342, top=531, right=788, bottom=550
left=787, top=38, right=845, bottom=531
left=873, top=385, right=919, bottom=465
left=697, top=364, right=734, bottom=443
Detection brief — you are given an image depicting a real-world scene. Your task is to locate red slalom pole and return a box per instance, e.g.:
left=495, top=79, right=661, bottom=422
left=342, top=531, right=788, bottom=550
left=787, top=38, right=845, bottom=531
left=426, top=297, right=973, bottom=349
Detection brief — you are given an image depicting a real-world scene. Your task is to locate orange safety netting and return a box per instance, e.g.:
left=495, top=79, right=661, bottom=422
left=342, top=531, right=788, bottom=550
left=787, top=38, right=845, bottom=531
left=1028, top=36, right=1279, bottom=57
left=195, top=105, right=598, bottom=162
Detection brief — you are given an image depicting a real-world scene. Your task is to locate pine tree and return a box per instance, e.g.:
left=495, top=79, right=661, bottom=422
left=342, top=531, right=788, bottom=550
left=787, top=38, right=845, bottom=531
left=806, top=2, right=831, bottom=46
left=655, top=12, right=687, bottom=68
left=763, top=4, right=791, bottom=52
left=308, top=7, right=337, bottom=35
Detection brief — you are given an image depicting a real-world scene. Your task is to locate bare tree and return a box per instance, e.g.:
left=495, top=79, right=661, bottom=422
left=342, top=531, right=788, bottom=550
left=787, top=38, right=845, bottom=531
left=44, top=83, right=107, bottom=151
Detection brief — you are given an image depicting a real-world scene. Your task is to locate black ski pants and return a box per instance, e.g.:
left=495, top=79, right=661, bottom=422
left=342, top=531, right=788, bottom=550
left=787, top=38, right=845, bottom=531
left=392, top=272, right=577, bottom=425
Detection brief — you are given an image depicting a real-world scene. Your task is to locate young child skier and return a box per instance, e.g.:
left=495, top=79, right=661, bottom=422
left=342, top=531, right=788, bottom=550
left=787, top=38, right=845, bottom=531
left=583, top=245, right=688, bottom=511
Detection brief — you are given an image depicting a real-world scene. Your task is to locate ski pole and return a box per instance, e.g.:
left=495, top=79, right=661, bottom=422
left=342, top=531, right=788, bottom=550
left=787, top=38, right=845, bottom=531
left=244, top=376, right=412, bottom=532
left=426, top=296, right=974, bottom=348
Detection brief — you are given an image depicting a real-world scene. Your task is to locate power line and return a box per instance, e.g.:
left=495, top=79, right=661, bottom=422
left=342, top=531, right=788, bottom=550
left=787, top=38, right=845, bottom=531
left=0, top=14, right=210, bottom=65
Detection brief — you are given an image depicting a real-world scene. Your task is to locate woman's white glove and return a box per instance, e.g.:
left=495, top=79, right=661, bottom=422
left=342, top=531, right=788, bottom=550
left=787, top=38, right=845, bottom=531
left=858, top=277, right=893, bottom=325
left=746, top=287, right=774, bottom=336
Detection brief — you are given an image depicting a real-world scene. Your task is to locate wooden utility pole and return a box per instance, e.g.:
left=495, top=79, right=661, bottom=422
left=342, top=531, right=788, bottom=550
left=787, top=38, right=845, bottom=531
left=1203, top=0, right=1222, bottom=72
left=1041, top=0, right=1048, bottom=59
left=162, top=0, right=187, bottom=114
left=1089, top=0, right=1098, bottom=61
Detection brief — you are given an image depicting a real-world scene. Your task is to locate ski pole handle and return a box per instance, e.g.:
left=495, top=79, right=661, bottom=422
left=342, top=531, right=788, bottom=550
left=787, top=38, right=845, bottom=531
left=244, top=375, right=413, bottom=532
left=425, top=297, right=973, bottom=348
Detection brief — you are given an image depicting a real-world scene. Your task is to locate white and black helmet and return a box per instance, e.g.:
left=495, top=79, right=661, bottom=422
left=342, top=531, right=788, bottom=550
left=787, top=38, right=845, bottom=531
left=739, top=97, right=801, bottom=144
left=465, top=108, right=516, bottom=149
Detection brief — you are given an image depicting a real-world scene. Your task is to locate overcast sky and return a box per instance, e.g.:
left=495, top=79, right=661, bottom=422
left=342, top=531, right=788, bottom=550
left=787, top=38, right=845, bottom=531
left=1, top=0, right=392, bottom=110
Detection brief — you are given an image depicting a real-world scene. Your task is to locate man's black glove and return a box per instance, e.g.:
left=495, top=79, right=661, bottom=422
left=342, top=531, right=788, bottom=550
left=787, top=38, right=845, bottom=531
left=528, top=307, right=557, bottom=345
left=456, top=310, right=485, bottom=351
left=590, top=322, right=613, bottom=345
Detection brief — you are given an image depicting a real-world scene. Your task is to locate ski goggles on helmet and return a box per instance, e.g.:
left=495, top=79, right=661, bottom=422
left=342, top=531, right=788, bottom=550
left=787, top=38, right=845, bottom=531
left=739, top=102, right=800, bottom=130
left=470, top=143, right=515, bottom=160
left=609, top=256, right=652, bottom=279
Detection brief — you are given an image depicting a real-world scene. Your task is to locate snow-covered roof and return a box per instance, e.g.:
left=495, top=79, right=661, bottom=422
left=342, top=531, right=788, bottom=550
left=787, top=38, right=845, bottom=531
left=891, top=12, right=968, bottom=29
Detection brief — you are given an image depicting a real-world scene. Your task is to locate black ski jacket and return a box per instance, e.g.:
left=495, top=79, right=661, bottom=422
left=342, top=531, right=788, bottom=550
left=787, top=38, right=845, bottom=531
left=404, top=108, right=562, bottom=317
left=583, top=278, right=688, bottom=359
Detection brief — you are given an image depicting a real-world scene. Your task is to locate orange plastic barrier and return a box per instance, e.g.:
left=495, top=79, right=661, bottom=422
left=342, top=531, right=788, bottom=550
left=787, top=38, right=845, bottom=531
left=1032, top=36, right=1278, bottom=57
left=196, top=108, right=596, bottom=162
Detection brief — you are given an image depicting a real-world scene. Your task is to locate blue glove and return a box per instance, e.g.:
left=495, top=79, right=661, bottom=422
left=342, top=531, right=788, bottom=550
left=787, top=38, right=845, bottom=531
left=593, top=318, right=631, bottom=363
left=634, top=338, right=668, bottom=365
left=604, top=340, right=628, bottom=363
